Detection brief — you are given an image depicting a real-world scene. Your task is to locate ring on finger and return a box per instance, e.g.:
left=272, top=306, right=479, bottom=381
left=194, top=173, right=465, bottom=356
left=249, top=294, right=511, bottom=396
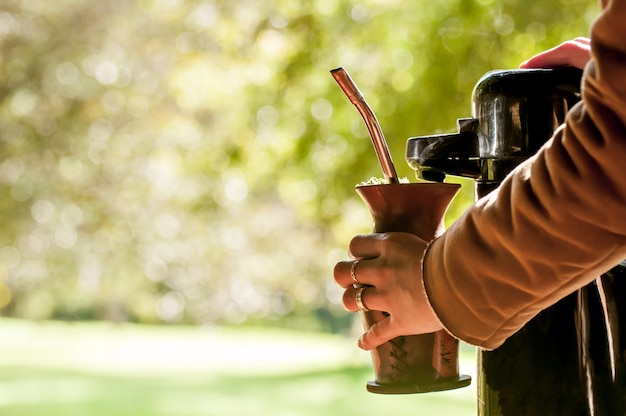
left=350, top=260, right=360, bottom=285
left=355, top=286, right=370, bottom=312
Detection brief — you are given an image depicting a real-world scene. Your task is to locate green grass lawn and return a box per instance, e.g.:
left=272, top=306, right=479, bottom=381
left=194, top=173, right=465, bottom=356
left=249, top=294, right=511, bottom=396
left=0, top=318, right=477, bottom=415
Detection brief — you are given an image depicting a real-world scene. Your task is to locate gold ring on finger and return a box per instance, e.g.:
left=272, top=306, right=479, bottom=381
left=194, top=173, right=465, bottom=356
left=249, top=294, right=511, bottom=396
left=350, top=260, right=360, bottom=285
left=355, top=286, right=370, bottom=312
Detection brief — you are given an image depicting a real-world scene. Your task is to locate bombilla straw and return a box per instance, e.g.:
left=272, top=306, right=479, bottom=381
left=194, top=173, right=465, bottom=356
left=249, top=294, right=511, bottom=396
left=331, top=67, right=399, bottom=184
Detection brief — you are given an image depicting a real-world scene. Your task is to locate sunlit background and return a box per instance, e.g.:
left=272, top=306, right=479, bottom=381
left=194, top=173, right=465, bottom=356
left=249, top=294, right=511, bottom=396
left=0, top=0, right=597, bottom=414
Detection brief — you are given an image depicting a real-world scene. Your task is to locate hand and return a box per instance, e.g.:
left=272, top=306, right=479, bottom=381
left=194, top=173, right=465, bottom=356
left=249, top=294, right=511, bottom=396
left=333, top=232, right=443, bottom=350
left=519, top=37, right=591, bottom=70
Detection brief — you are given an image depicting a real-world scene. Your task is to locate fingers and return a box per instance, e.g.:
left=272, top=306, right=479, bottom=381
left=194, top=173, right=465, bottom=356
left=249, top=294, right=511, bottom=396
left=358, top=316, right=401, bottom=350
left=334, top=232, right=442, bottom=350
left=573, top=36, right=591, bottom=46
left=333, top=233, right=389, bottom=288
left=333, top=257, right=379, bottom=288
left=341, top=284, right=384, bottom=312
left=333, top=259, right=358, bottom=288
left=358, top=319, right=444, bottom=350
left=519, top=37, right=591, bottom=70
left=350, top=233, right=387, bottom=259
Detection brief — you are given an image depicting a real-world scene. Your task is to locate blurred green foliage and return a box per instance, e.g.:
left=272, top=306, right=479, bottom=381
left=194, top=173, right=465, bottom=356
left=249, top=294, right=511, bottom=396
left=0, top=0, right=597, bottom=329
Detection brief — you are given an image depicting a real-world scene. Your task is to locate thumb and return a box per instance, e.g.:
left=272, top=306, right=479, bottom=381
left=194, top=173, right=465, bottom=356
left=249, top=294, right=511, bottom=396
left=358, top=317, right=401, bottom=350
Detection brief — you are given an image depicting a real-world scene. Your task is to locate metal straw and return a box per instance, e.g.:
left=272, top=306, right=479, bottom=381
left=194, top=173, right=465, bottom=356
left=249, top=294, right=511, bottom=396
left=331, top=67, right=399, bottom=184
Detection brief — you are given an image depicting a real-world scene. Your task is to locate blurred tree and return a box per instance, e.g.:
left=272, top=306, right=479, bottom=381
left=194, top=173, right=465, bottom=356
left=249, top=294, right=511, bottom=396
left=0, top=0, right=597, bottom=330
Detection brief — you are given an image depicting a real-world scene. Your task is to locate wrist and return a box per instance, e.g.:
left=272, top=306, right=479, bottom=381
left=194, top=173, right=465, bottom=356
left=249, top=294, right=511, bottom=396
left=419, top=237, right=447, bottom=333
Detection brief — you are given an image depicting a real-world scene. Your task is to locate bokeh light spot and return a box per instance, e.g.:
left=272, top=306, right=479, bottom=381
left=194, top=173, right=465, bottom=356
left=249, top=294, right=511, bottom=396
left=31, top=200, right=55, bottom=223
left=310, top=98, right=333, bottom=121
left=157, top=291, right=186, bottom=322
left=56, top=62, right=79, bottom=85
left=95, top=61, right=119, bottom=85
left=10, top=90, right=38, bottom=117
left=223, top=177, right=248, bottom=202
left=54, top=226, right=78, bottom=249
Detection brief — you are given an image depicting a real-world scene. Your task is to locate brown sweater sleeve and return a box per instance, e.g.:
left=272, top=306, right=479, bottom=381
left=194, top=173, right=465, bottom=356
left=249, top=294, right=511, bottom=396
left=423, top=0, right=626, bottom=350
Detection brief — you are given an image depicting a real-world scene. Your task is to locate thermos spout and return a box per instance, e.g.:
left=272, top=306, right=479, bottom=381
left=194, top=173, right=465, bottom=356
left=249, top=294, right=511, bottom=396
left=405, top=118, right=481, bottom=182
